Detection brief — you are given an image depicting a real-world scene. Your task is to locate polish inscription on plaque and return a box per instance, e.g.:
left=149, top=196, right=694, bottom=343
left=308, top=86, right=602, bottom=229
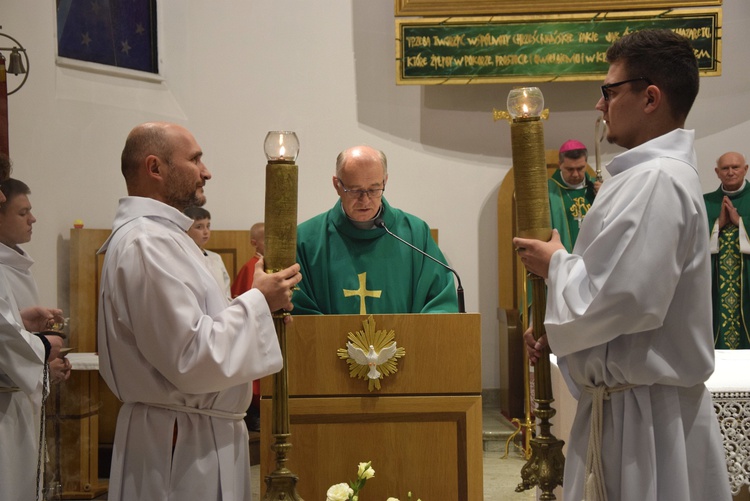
left=396, top=9, right=721, bottom=84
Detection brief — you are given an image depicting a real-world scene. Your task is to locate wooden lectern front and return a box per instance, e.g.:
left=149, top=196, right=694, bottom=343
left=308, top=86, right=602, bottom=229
left=260, top=313, right=483, bottom=501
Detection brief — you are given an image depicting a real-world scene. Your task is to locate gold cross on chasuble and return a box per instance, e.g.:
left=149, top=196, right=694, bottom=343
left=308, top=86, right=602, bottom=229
left=343, top=272, right=382, bottom=314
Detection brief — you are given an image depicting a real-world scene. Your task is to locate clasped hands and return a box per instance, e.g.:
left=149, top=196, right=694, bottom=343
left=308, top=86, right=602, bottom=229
left=718, top=196, right=741, bottom=229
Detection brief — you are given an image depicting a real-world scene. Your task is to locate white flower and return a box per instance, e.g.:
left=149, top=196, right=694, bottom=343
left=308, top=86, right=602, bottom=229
left=386, top=498, right=401, bottom=501
left=357, top=461, right=375, bottom=480
left=326, top=482, right=353, bottom=501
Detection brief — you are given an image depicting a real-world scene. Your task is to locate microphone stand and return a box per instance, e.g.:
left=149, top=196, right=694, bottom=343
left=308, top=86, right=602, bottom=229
left=375, top=219, right=465, bottom=313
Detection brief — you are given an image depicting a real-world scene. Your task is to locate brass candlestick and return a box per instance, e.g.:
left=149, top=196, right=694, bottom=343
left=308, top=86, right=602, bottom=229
left=503, top=274, right=533, bottom=461
left=261, top=131, right=304, bottom=501
left=494, top=87, right=565, bottom=500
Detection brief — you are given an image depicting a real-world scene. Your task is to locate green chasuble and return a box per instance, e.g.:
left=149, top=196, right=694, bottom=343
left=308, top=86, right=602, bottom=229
left=548, top=170, right=597, bottom=252
left=293, top=198, right=459, bottom=315
left=704, top=183, right=750, bottom=349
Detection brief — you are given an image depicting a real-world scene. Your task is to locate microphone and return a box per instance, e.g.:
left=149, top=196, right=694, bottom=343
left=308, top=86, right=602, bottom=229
left=374, top=217, right=465, bottom=313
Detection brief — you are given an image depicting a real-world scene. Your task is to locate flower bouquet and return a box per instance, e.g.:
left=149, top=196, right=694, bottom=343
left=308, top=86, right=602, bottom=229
left=325, top=462, right=421, bottom=501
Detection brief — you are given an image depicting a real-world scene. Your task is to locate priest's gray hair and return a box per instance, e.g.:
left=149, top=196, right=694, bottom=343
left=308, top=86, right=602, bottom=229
left=715, top=152, right=747, bottom=166
left=335, top=146, right=388, bottom=178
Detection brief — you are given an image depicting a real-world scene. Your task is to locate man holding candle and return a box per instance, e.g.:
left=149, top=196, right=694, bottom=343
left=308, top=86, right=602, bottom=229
left=97, top=122, right=302, bottom=501
left=292, top=145, right=458, bottom=315
left=515, top=30, right=731, bottom=500
left=704, top=151, right=750, bottom=349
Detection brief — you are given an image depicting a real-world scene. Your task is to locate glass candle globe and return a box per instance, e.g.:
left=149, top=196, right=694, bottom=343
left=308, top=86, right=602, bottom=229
left=506, top=87, right=545, bottom=119
left=264, top=131, right=300, bottom=162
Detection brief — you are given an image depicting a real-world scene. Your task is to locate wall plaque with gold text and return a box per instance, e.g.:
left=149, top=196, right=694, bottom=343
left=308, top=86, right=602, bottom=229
left=395, top=0, right=722, bottom=17
left=395, top=9, right=721, bottom=85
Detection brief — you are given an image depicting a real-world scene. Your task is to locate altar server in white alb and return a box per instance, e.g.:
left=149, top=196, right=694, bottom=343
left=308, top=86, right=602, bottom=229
left=0, top=178, right=40, bottom=309
left=98, top=122, right=302, bottom=501
left=515, top=30, right=732, bottom=501
left=0, top=156, right=68, bottom=501
left=0, top=178, right=72, bottom=387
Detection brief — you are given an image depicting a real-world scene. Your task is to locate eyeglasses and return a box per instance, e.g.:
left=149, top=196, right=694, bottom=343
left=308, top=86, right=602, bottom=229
left=600, top=77, right=653, bottom=102
left=337, top=178, right=385, bottom=199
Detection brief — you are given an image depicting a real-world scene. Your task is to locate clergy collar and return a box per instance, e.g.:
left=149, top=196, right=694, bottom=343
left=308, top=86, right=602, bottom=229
left=332, top=198, right=395, bottom=240
left=562, top=178, right=586, bottom=189
left=340, top=204, right=384, bottom=230
left=721, top=180, right=747, bottom=195
left=550, top=169, right=588, bottom=190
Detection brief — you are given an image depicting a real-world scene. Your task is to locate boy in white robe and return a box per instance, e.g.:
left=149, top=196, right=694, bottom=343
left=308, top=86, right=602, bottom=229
left=184, top=205, right=232, bottom=300
left=0, top=159, right=68, bottom=500
left=98, top=122, right=301, bottom=501
left=515, top=30, right=732, bottom=501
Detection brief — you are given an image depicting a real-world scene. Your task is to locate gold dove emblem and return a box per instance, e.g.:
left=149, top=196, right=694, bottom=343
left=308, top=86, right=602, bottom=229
left=337, top=315, right=406, bottom=391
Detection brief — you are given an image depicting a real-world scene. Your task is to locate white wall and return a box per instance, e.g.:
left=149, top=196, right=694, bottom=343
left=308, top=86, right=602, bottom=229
left=2, top=1, right=750, bottom=396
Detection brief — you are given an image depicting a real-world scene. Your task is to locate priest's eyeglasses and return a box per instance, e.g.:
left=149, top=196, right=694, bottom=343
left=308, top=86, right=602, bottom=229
left=337, top=179, right=385, bottom=199
left=600, top=77, right=653, bottom=102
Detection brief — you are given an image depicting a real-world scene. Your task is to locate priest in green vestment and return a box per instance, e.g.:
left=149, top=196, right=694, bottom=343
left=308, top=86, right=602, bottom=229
left=548, top=140, right=600, bottom=252
left=521, top=141, right=601, bottom=318
left=293, top=145, right=458, bottom=315
left=704, top=151, right=750, bottom=349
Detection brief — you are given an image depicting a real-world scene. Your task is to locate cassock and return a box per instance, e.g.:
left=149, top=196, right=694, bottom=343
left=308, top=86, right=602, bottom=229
left=548, top=169, right=597, bottom=252
left=231, top=255, right=260, bottom=299
left=545, top=129, right=731, bottom=501
left=704, top=181, right=750, bottom=349
left=293, top=198, right=458, bottom=315
left=0, top=242, right=40, bottom=309
left=0, top=270, right=47, bottom=500
left=97, top=197, right=283, bottom=501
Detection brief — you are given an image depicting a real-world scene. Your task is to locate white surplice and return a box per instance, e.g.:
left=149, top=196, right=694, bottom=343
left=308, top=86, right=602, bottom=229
left=205, top=248, right=232, bottom=301
left=0, top=242, right=40, bottom=309
left=98, top=197, right=283, bottom=501
left=0, top=268, right=46, bottom=500
left=545, top=129, right=732, bottom=501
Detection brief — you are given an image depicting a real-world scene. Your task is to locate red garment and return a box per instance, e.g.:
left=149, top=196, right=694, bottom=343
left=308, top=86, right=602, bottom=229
left=231, top=255, right=260, bottom=298
left=231, top=255, right=261, bottom=407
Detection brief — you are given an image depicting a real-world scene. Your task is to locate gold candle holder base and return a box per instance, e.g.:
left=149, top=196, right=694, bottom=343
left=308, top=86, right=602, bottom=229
left=516, top=415, right=566, bottom=500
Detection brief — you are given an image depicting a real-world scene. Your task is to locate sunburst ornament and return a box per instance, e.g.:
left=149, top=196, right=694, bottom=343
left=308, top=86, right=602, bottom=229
left=337, top=315, right=406, bottom=391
